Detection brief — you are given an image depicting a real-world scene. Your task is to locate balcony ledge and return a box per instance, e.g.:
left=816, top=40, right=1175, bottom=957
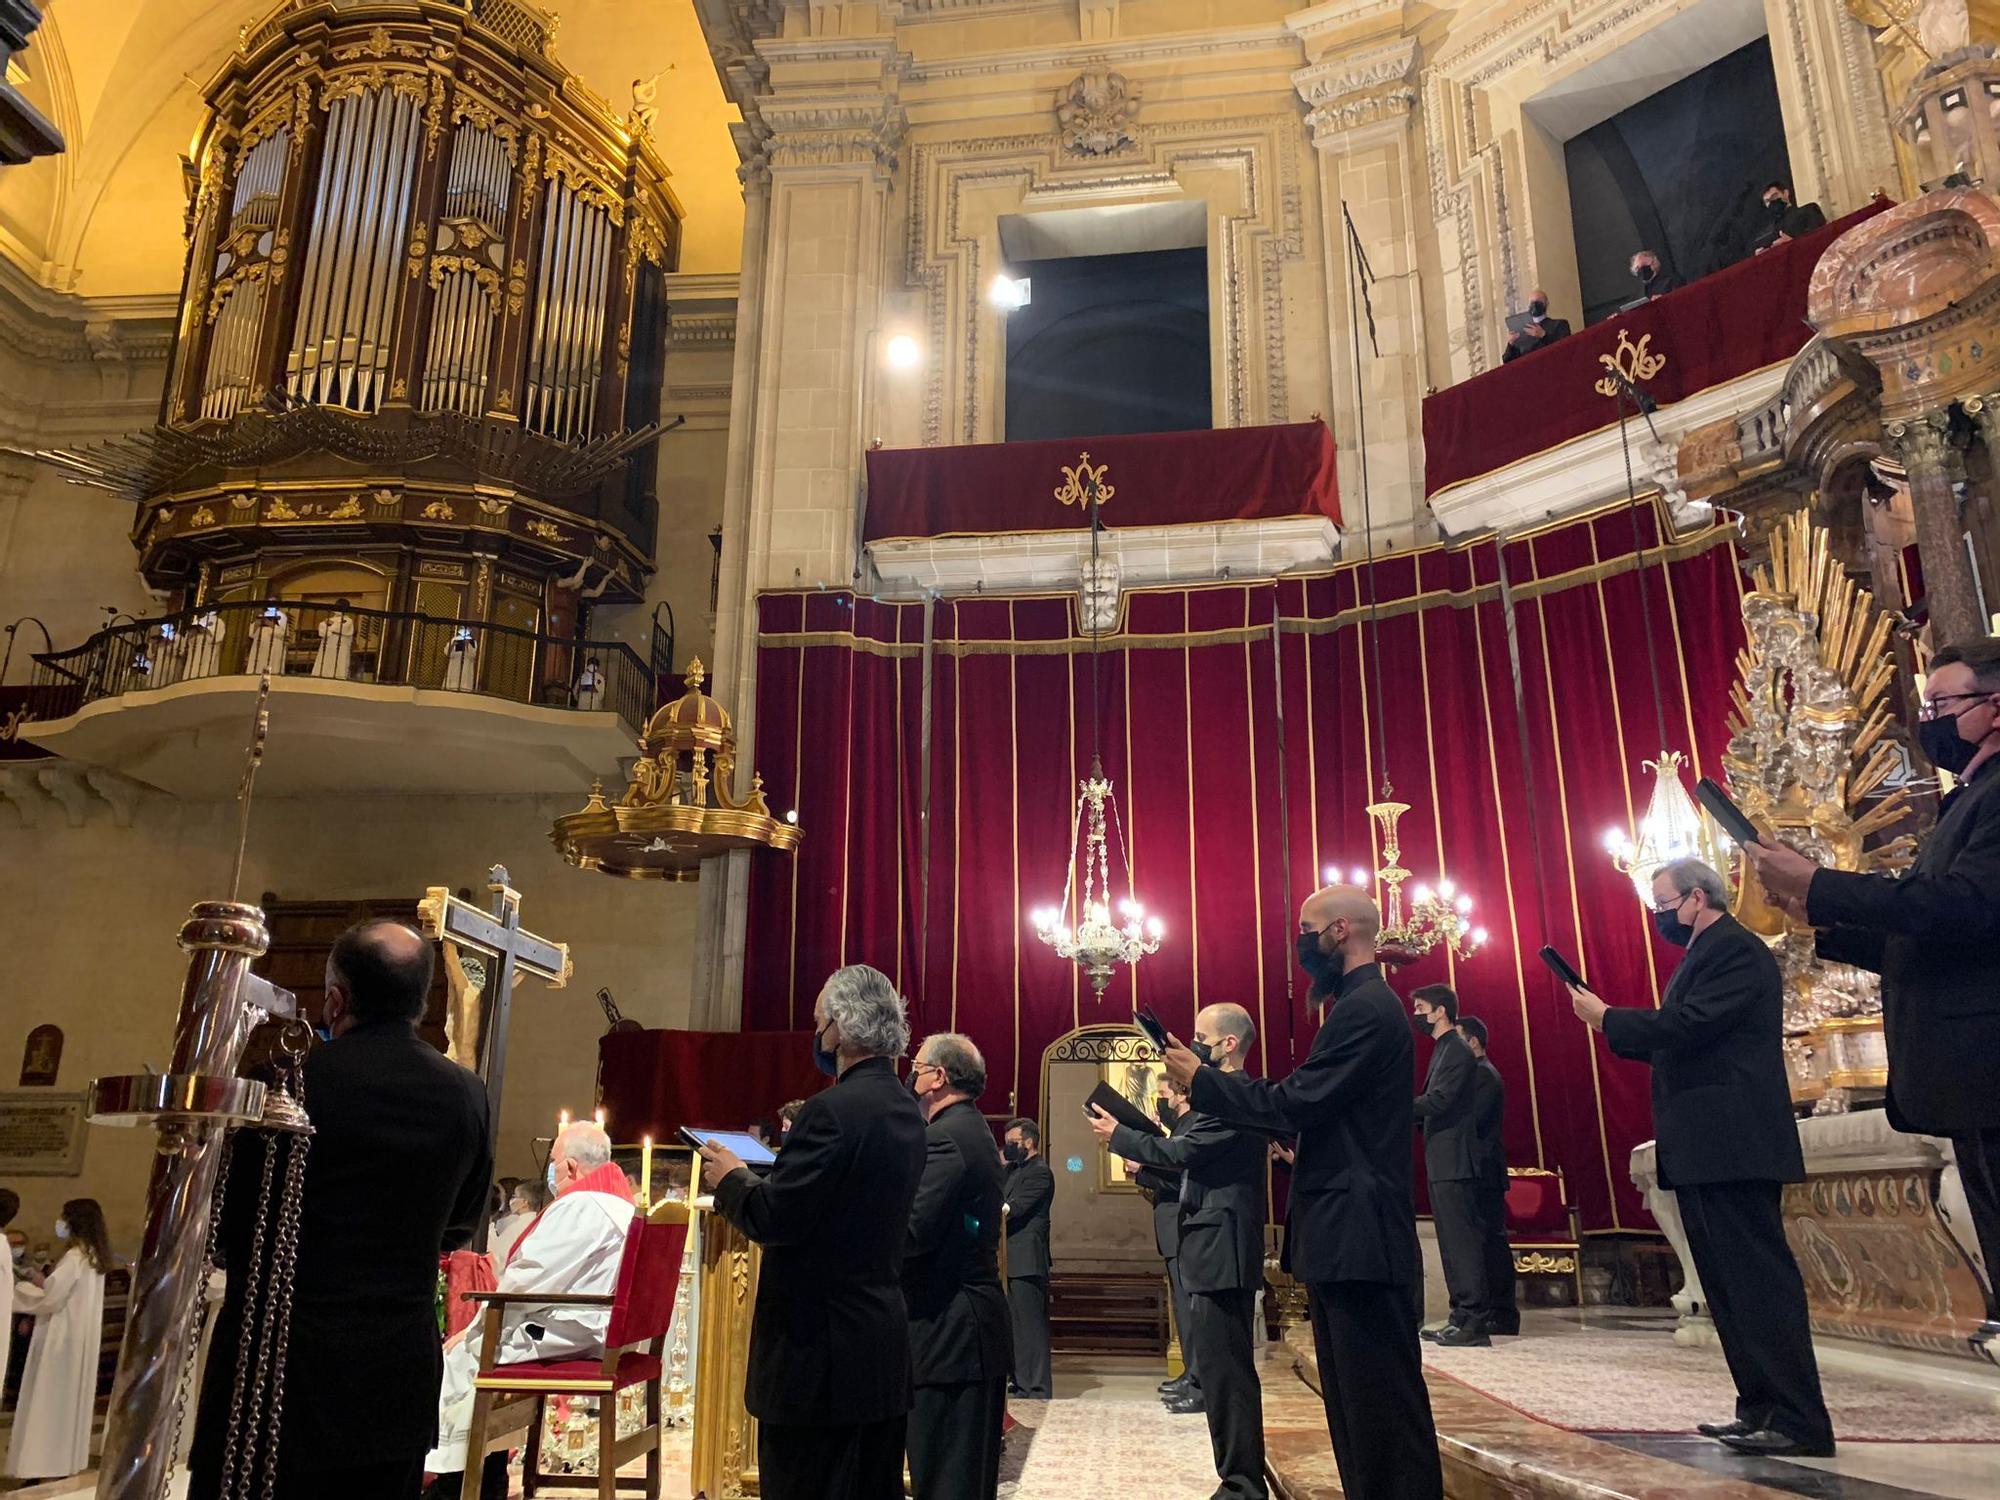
left=22, top=675, right=634, bottom=800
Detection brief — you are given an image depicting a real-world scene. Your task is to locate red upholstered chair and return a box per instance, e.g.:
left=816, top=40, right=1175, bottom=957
left=461, top=1204, right=689, bottom=1499
left=1503, top=1166, right=1584, bottom=1308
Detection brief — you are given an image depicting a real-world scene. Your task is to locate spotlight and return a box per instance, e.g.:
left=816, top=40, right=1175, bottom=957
left=988, top=274, right=1031, bottom=311
left=885, top=334, right=921, bottom=368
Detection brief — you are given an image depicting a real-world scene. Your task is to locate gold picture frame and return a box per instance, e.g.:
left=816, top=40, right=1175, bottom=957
left=1097, top=1057, right=1164, bottom=1193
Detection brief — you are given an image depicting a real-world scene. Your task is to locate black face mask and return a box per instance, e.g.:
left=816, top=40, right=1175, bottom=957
left=1154, top=1098, right=1176, bottom=1125
left=1003, top=1142, right=1027, bottom=1166
left=1918, top=707, right=1986, bottom=776
left=1190, top=1038, right=1215, bottom=1066
left=1528, top=298, right=1547, bottom=318
left=1766, top=197, right=1788, bottom=219
left=1653, top=901, right=1694, bottom=948
left=1296, top=929, right=1333, bottom=978
left=1635, top=262, right=1657, bottom=284
left=812, top=1019, right=839, bottom=1077
left=1411, top=1009, right=1433, bottom=1036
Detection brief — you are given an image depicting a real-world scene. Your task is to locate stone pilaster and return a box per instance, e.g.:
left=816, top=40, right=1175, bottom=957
left=1888, top=410, right=1986, bottom=644
left=1766, top=0, right=1899, bottom=212
left=1288, top=4, right=1427, bottom=546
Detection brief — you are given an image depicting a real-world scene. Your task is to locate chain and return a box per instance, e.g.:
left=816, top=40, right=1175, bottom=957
left=217, top=1137, right=277, bottom=1500
left=165, top=1129, right=236, bottom=1494
left=258, top=1131, right=310, bottom=1500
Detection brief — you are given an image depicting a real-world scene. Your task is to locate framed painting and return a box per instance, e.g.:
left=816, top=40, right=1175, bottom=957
left=1097, top=1056, right=1164, bottom=1193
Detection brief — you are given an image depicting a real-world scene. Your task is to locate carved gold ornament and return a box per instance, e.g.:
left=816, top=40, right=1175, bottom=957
left=422, top=499, right=457, bottom=521
left=324, top=496, right=364, bottom=521
left=1594, top=330, right=1668, bottom=399
left=265, top=497, right=303, bottom=521
left=525, top=517, right=562, bottom=542
left=1513, top=1251, right=1578, bottom=1275
left=188, top=506, right=218, bottom=529
left=1054, top=453, right=1115, bottom=510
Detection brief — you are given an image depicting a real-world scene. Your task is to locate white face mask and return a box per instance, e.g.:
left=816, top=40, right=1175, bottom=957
left=9, top=1243, right=21, bottom=1262
left=54, top=1220, right=70, bottom=1241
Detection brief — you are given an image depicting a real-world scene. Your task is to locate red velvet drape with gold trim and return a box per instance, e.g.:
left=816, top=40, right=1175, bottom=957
left=744, top=500, right=1745, bottom=1231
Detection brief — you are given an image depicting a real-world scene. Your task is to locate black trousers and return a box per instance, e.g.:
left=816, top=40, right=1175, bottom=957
left=1008, top=1274, right=1052, bottom=1397
left=1429, top=1178, right=1488, bottom=1326
left=1166, top=1255, right=1200, bottom=1388
left=419, top=1454, right=508, bottom=1500
left=1479, top=1178, right=1519, bottom=1327
left=759, top=1415, right=908, bottom=1500
left=1184, top=1287, right=1267, bottom=1500
left=1306, top=1280, right=1442, bottom=1500
left=1951, top=1127, right=2000, bottom=1323
left=194, top=1443, right=429, bottom=1500
left=907, top=1376, right=1007, bottom=1500
left=1677, top=1180, right=1833, bottom=1447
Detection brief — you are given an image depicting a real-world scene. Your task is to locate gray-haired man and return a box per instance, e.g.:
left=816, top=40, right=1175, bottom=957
left=699, top=965, right=928, bottom=1500
left=1569, top=859, right=1832, bottom=1458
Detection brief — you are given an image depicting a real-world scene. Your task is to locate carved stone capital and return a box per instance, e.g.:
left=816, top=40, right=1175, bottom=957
left=761, top=94, right=906, bottom=175
left=1292, top=36, right=1418, bottom=144
left=1887, top=409, right=1953, bottom=471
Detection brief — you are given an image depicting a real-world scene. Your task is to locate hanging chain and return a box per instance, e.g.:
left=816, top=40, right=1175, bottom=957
left=258, top=1130, right=311, bottom=1500
left=165, top=1128, right=235, bottom=1494
left=1614, top=387, right=1672, bottom=753
left=216, top=1136, right=278, bottom=1500
left=1345, top=206, right=1392, bottom=801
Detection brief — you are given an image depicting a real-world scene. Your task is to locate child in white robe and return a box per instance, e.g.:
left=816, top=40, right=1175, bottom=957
left=6, top=1198, right=113, bottom=1482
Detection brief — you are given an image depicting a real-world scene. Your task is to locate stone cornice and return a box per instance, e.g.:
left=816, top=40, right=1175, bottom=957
left=1286, top=0, right=1407, bottom=53
left=0, top=255, right=176, bottom=366
left=1292, top=36, right=1418, bottom=107
left=901, top=24, right=1296, bottom=85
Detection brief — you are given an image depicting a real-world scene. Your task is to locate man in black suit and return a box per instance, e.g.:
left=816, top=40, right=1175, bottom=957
left=904, top=1032, right=1011, bottom=1500
left=699, top=964, right=927, bottom=1500
left=1094, top=1004, right=1268, bottom=1500
left=1571, top=858, right=1833, bottom=1459
left=1132, top=1075, right=1198, bottom=1405
left=1165, top=885, right=1442, bottom=1500
left=1501, top=288, right=1571, bottom=363
left=1002, top=1117, right=1055, bottom=1399
left=1410, top=983, right=1487, bottom=1347
left=1749, top=637, right=2000, bottom=1350
left=1455, top=1017, right=1517, bottom=1337
left=1754, top=181, right=1827, bottom=251
left=189, top=921, right=492, bottom=1500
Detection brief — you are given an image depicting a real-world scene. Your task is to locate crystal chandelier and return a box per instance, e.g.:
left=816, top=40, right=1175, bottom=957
left=1032, top=756, right=1162, bottom=995
left=1333, top=799, right=1486, bottom=962
left=1028, top=470, right=1162, bottom=996
left=1604, top=751, right=1728, bottom=905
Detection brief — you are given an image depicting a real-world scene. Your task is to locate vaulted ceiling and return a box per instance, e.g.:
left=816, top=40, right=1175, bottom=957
left=0, top=0, right=745, bottom=298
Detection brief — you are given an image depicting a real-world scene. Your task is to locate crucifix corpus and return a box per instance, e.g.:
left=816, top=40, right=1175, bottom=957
left=416, top=864, right=572, bottom=1175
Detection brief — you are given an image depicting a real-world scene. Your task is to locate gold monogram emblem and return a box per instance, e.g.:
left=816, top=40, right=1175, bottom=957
left=1054, top=452, right=1115, bottom=509
left=1594, top=330, right=1667, bottom=399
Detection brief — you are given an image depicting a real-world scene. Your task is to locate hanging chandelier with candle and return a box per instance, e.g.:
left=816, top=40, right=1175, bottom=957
left=1329, top=797, right=1486, bottom=963
left=1604, top=750, right=1728, bottom=904
left=1027, top=463, right=1162, bottom=997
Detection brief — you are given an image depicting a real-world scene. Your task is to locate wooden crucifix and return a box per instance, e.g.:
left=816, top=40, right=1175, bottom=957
left=416, top=864, right=572, bottom=1179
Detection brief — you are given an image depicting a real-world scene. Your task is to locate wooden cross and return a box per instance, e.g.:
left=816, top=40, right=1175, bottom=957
left=416, top=864, right=572, bottom=1180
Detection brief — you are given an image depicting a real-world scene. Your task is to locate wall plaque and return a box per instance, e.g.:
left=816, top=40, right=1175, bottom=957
left=0, top=1091, right=88, bottom=1176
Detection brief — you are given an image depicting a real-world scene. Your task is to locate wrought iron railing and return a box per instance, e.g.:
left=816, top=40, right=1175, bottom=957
left=25, top=600, right=652, bottom=736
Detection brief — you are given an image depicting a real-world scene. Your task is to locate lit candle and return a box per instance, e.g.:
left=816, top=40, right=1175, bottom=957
left=594, top=1107, right=606, bottom=1129
left=558, top=1108, right=570, bottom=1132
left=640, top=1135, right=653, bottom=1209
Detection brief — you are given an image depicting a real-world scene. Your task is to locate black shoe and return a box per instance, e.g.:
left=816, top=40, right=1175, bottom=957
left=1419, top=1325, right=1446, bottom=1343
left=1158, top=1373, right=1194, bottom=1395
left=1164, top=1391, right=1207, bottom=1415
left=1697, top=1418, right=1751, bottom=1440
left=1432, top=1321, right=1492, bottom=1348
left=1488, top=1317, right=1520, bottom=1336
left=1718, top=1428, right=1835, bottom=1459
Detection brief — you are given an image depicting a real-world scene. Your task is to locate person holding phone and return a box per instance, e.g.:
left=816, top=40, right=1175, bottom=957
left=1568, top=858, right=1832, bottom=1458
left=1746, top=637, right=2000, bottom=1346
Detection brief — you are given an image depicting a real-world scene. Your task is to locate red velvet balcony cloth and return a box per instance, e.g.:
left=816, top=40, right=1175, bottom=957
left=861, top=421, right=1340, bottom=543
left=596, top=1028, right=825, bottom=1141
left=1422, top=199, right=1894, bottom=499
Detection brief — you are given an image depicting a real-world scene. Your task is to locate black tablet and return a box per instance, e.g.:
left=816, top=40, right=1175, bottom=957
left=1134, top=1006, right=1170, bottom=1053
left=1695, top=777, right=1763, bottom=847
left=1085, top=1081, right=1164, bottom=1138
left=1538, top=945, right=1585, bottom=989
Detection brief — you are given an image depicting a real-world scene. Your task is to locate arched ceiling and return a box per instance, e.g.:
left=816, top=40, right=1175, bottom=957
left=0, top=0, right=745, bottom=298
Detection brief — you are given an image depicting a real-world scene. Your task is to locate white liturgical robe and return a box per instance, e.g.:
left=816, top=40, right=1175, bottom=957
left=244, top=610, right=288, bottom=675
left=311, top=612, right=355, bottom=679
left=426, top=1174, right=635, bottom=1474
left=6, top=1249, right=106, bottom=1479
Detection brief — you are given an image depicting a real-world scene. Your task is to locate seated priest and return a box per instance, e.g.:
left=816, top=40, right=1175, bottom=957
left=424, top=1121, right=636, bottom=1496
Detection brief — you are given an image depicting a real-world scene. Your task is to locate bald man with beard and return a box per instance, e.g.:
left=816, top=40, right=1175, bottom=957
left=1164, top=886, right=1442, bottom=1500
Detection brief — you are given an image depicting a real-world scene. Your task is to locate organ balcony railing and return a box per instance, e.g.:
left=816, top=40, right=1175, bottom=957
left=40, top=0, right=684, bottom=608
left=22, top=600, right=655, bottom=737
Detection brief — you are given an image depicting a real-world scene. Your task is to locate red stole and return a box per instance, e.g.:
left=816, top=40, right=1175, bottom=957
left=504, top=1161, right=637, bottom=1269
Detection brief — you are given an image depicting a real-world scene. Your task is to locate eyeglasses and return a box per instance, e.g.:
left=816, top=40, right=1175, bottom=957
left=1918, top=691, right=1991, bottom=721
left=1650, top=891, right=1691, bottom=914
left=911, top=1061, right=942, bottom=1078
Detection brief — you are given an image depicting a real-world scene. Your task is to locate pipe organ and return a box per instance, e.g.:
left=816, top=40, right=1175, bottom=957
left=71, top=0, right=685, bottom=624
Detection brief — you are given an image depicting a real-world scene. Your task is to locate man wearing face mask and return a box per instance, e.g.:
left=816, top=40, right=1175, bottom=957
left=1130, top=1076, right=1200, bottom=1408
left=1501, top=288, right=1570, bottom=363
left=1163, top=886, right=1441, bottom=1500
left=1001, top=1117, right=1055, bottom=1399
left=1410, top=984, right=1489, bottom=1347
left=1092, top=1005, right=1268, bottom=1499
left=1747, top=637, right=2000, bottom=1349
left=698, top=964, right=927, bottom=1500
left=903, top=1033, right=1010, bottom=1500
left=1753, top=180, right=1825, bottom=251
left=1622, top=250, right=1679, bottom=308
left=1569, top=859, right=1832, bottom=1458
left=189, top=920, right=491, bottom=1500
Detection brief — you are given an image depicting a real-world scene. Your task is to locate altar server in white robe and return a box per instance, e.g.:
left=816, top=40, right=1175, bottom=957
left=181, top=610, right=222, bottom=679
left=426, top=1122, right=636, bottom=1484
left=312, top=598, right=357, bottom=680
left=441, top=626, right=479, bottom=691
left=7, top=1198, right=113, bottom=1482
left=244, top=600, right=289, bottom=675
left=0, top=1188, right=18, bottom=1399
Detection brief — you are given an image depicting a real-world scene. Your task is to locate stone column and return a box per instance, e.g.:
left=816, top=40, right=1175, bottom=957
left=1888, top=410, right=1986, bottom=644
left=1288, top=7, right=1428, bottom=547
left=687, top=29, right=906, bottom=1030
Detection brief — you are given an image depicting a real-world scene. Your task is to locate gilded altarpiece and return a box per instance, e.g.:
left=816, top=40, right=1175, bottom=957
left=691, top=1208, right=761, bottom=1498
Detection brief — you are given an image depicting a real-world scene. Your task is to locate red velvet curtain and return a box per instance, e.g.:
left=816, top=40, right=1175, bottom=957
left=745, top=499, right=1745, bottom=1231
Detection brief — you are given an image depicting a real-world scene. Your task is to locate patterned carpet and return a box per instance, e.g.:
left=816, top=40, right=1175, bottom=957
left=999, top=1357, right=1228, bottom=1499
left=1419, top=1319, right=2000, bottom=1442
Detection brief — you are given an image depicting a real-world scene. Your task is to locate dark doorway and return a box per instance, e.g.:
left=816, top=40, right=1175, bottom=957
left=1003, top=247, right=1211, bottom=441
left=1564, top=38, right=1791, bottom=325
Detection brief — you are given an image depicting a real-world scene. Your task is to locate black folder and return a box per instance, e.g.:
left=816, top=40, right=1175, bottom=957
left=1085, top=1081, right=1164, bottom=1137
